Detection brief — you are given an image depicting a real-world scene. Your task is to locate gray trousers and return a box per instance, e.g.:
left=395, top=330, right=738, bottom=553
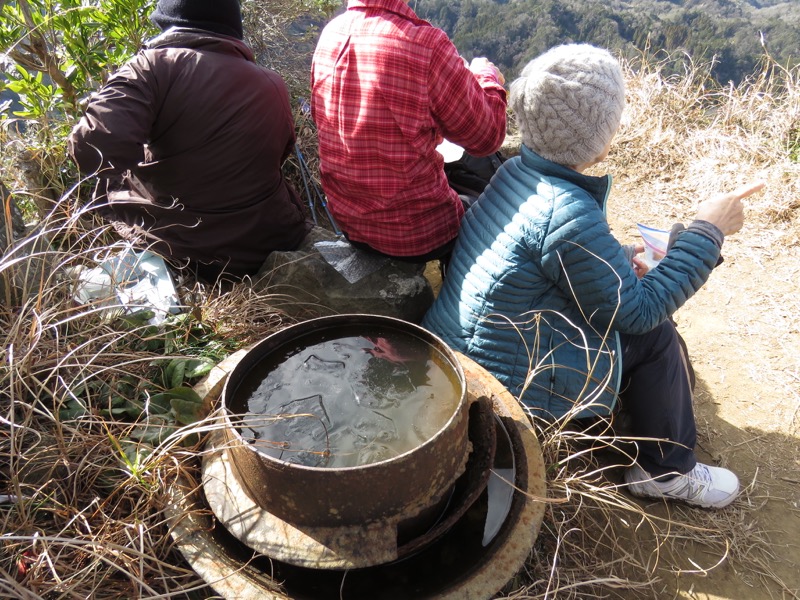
left=619, top=319, right=698, bottom=477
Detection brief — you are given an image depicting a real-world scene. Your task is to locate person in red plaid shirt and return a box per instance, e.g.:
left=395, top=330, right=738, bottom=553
left=311, top=0, right=507, bottom=262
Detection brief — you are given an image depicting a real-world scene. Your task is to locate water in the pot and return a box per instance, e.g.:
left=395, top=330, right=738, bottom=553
left=240, top=328, right=461, bottom=468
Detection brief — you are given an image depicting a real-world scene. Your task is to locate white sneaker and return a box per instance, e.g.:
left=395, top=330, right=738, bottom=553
left=624, top=462, right=740, bottom=509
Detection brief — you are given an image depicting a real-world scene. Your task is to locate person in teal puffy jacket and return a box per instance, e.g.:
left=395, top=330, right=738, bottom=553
left=422, top=44, right=765, bottom=509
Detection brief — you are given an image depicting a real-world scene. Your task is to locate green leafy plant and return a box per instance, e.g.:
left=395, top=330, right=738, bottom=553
left=308, top=0, right=340, bottom=19
left=1, top=0, right=155, bottom=118
left=56, top=308, right=231, bottom=452
left=1, top=0, right=156, bottom=206
left=788, top=126, right=800, bottom=163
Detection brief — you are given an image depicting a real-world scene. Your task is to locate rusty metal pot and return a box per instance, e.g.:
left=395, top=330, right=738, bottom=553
left=220, top=314, right=470, bottom=528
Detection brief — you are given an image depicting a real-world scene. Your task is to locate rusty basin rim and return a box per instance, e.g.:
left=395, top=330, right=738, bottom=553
left=221, top=313, right=467, bottom=472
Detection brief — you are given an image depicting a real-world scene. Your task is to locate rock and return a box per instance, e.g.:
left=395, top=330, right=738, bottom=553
left=254, top=227, right=434, bottom=323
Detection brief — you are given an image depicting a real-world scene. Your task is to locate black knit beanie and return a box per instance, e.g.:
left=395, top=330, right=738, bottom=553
left=150, top=0, right=243, bottom=40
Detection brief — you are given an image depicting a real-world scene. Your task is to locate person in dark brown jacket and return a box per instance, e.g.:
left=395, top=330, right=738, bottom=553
left=68, top=0, right=311, bottom=282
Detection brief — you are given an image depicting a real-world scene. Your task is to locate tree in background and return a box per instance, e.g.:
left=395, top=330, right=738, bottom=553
left=0, top=0, right=156, bottom=215
left=414, top=0, right=799, bottom=84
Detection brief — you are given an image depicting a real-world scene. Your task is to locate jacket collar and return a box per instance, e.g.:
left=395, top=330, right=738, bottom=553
left=146, top=27, right=254, bottom=62
left=520, top=145, right=612, bottom=211
left=347, top=0, right=420, bottom=22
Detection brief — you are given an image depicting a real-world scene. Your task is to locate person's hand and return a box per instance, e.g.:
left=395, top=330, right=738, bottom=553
left=627, top=244, right=649, bottom=278
left=469, top=57, right=505, bottom=85
left=632, top=255, right=650, bottom=278
left=695, top=181, right=766, bottom=236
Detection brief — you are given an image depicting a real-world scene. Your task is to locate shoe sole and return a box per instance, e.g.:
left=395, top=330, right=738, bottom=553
left=625, top=481, right=739, bottom=509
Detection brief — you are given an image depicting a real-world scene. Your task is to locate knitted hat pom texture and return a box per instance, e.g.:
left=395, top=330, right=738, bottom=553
left=510, top=44, right=625, bottom=166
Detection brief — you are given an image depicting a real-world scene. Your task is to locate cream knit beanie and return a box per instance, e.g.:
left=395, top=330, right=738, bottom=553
left=510, top=44, right=625, bottom=166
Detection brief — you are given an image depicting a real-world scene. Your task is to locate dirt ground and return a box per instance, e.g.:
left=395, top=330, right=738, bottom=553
left=606, top=193, right=800, bottom=599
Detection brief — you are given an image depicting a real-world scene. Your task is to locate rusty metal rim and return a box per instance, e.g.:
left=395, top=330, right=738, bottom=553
left=220, top=313, right=468, bottom=472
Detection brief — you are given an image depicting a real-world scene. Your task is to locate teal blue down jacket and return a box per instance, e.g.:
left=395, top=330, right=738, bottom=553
left=422, top=146, right=723, bottom=419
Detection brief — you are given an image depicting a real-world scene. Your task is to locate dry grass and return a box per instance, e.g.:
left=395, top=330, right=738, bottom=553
left=0, top=200, right=293, bottom=598
left=612, top=49, right=800, bottom=238
left=501, top=414, right=791, bottom=599
left=243, top=0, right=319, bottom=100
left=1, top=43, right=799, bottom=600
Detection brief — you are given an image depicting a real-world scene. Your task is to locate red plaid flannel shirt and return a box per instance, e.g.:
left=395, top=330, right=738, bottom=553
left=311, top=0, right=507, bottom=257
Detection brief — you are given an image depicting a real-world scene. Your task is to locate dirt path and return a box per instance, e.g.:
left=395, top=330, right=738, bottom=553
left=608, top=201, right=800, bottom=598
